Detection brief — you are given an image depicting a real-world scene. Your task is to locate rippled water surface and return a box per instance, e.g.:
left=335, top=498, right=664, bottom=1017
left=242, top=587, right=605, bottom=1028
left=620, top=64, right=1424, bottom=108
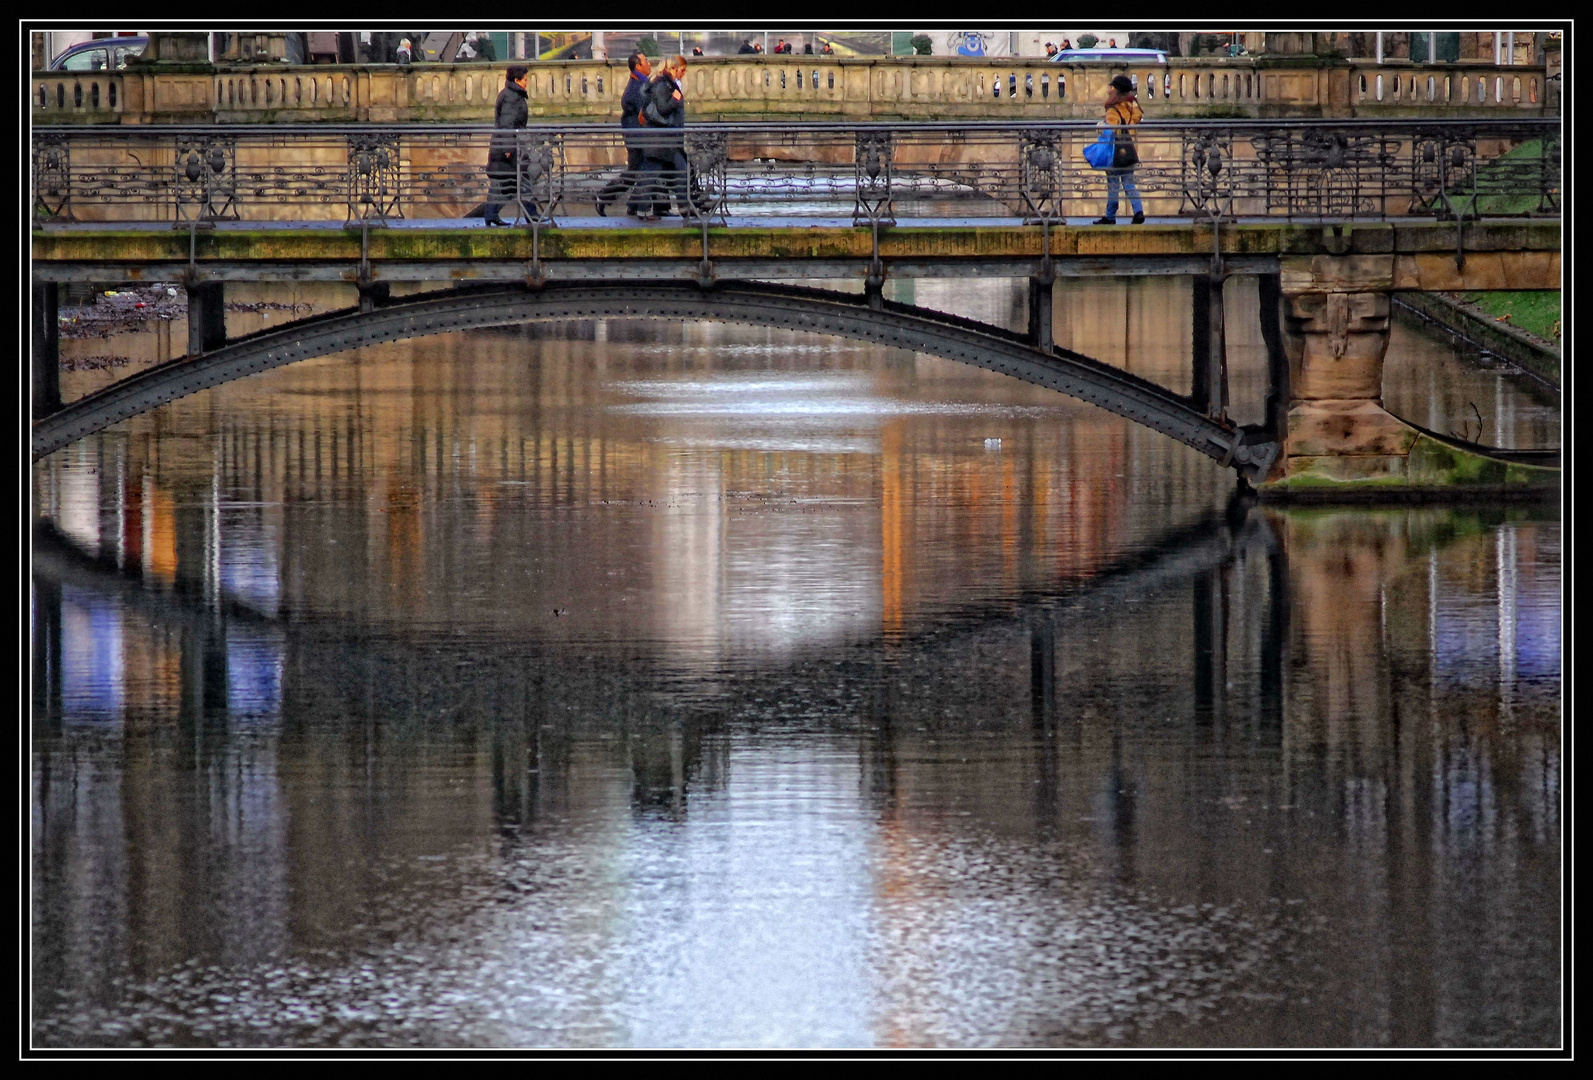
left=31, top=278, right=1560, bottom=1048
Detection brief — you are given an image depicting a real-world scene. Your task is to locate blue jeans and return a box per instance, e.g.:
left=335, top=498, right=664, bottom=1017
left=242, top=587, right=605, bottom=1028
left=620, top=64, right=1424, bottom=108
left=1105, top=168, right=1143, bottom=219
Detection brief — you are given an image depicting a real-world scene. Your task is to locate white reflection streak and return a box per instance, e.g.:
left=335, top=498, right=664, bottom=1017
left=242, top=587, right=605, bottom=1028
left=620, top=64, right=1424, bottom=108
left=1498, top=527, right=1517, bottom=726
left=55, top=446, right=101, bottom=553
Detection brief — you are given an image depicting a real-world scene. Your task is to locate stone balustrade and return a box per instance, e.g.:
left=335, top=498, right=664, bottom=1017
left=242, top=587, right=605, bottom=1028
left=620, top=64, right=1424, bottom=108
left=32, top=56, right=1556, bottom=125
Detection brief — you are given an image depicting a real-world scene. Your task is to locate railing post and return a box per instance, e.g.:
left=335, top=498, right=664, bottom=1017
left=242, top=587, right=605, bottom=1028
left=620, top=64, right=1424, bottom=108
left=32, top=280, right=61, bottom=417
left=853, top=131, right=894, bottom=226
left=346, top=133, right=402, bottom=224
left=32, top=135, right=71, bottom=222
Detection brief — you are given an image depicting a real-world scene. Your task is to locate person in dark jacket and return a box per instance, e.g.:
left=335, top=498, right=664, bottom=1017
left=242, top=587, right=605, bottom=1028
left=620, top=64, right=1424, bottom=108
left=637, top=55, right=710, bottom=218
left=738, top=40, right=756, bottom=54
left=483, top=65, right=529, bottom=226
left=596, top=52, right=658, bottom=218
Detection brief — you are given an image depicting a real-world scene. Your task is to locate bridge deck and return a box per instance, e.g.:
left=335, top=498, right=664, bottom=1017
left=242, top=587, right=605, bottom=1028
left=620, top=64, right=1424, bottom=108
left=32, top=218, right=1562, bottom=289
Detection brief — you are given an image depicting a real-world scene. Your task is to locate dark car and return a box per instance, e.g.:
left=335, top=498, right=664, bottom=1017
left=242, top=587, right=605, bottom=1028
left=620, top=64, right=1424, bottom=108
left=49, top=37, right=148, bottom=72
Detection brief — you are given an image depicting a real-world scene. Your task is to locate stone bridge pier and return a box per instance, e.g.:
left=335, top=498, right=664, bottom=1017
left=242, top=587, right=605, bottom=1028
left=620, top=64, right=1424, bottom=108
left=1266, top=253, right=1556, bottom=495
left=1279, top=255, right=1408, bottom=484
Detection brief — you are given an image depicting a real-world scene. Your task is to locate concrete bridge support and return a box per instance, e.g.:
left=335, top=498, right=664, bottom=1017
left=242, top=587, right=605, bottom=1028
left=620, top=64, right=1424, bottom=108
left=32, top=281, right=60, bottom=417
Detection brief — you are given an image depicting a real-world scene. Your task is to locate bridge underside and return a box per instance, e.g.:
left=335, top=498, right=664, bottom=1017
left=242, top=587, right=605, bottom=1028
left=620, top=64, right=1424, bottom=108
left=30, top=280, right=1282, bottom=479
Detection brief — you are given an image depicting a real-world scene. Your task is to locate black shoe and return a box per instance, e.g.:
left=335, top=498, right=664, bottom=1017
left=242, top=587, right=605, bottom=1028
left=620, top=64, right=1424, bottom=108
left=1131, top=211, right=1145, bottom=224
left=1093, top=216, right=1116, bottom=225
left=595, top=202, right=608, bottom=217
left=484, top=217, right=510, bottom=227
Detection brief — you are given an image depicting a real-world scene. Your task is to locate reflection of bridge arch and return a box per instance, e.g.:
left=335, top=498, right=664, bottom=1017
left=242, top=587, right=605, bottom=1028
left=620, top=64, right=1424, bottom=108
left=30, top=281, right=1278, bottom=478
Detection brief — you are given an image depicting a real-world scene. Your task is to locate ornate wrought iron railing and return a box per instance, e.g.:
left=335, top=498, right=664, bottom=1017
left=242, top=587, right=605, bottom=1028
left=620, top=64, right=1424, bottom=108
left=31, top=119, right=1560, bottom=227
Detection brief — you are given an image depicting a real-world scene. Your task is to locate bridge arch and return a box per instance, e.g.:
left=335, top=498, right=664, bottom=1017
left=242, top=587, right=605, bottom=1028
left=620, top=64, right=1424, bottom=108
left=31, top=282, right=1277, bottom=478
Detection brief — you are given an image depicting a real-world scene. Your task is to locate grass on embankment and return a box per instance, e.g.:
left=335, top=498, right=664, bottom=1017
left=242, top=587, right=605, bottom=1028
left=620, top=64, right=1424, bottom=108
left=1457, top=290, right=1561, bottom=345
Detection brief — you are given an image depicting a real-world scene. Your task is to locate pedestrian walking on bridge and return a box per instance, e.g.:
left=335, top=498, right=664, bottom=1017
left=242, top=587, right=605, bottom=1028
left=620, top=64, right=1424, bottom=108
left=639, top=55, right=711, bottom=220
left=1094, top=74, right=1144, bottom=225
left=596, top=52, right=660, bottom=219
left=483, top=65, right=530, bottom=226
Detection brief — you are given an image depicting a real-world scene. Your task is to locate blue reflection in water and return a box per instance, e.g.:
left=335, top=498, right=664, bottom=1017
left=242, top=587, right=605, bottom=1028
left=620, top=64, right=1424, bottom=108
left=58, top=585, right=123, bottom=724
left=225, top=627, right=284, bottom=722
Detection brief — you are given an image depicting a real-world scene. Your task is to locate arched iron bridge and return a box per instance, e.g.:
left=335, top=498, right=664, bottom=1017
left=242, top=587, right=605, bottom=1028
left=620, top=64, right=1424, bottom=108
left=30, top=280, right=1280, bottom=478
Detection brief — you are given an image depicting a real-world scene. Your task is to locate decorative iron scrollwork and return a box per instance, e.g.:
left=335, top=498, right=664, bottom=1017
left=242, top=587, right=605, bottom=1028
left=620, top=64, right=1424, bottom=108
left=853, top=132, right=894, bottom=226
left=1019, top=131, right=1061, bottom=221
left=174, top=136, right=238, bottom=221
left=1181, top=130, right=1235, bottom=219
left=515, top=131, right=563, bottom=224
left=1250, top=129, right=1400, bottom=218
left=33, top=136, right=71, bottom=221
left=346, top=134, right=402, bottom=222
left=1410, top=131, right=1478, bottom=219
left=684, top=132, right=729, bottom=222
left=1539, top=132, right=1561, bottom=214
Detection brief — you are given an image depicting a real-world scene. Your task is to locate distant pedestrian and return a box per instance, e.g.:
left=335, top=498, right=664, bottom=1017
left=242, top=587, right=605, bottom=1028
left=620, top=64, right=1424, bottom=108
left=1044, top=42, right=1057, bottom=58
left=692, top=46, right=704, bottom=56
left=395, top=37, right=413, bottom=65
left=1108, top=38, right=1118, bottom=48
left=483, top=64, right=530, bottom=226
left=774, top=38, right=790, bottom=54
left=1060, top=38, right=1072, bottom=50
left=803, top=41, right=813, bottom=54
left=597, top=52, right=659, bottom=219
left=820, top=41, right=834, bottom=55
left=739, top=40, right=756, bottom=54
left=1094, top=74, right=1143, bottom=225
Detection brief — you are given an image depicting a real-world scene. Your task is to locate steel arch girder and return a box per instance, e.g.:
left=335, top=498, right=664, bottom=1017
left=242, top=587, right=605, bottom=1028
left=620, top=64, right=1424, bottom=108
left=31, top=283, right=1278, bottom=478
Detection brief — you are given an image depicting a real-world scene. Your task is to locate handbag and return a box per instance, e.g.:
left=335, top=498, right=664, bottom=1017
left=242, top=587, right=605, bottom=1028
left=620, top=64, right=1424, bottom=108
left=1082, top=128, right=1115, bottom=169
left=1113, top=136, right=1140, bottom=169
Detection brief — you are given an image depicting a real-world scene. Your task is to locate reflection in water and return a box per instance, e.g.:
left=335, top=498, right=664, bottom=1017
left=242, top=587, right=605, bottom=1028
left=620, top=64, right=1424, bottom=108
left=31, top=278, right=1559, bottom=1048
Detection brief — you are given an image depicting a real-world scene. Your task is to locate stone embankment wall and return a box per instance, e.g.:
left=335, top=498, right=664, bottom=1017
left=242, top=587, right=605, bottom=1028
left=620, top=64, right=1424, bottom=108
left=1392, top=291, right=1560, bottom=386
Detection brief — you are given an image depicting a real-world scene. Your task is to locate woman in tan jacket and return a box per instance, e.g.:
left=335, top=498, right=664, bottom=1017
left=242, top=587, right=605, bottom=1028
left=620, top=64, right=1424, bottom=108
left=1095, top=74, right=1145, bottom=225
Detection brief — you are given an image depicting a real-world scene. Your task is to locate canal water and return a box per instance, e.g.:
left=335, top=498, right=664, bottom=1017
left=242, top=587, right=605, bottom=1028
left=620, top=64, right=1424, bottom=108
left=31, top=278, right=1561, bottom=1048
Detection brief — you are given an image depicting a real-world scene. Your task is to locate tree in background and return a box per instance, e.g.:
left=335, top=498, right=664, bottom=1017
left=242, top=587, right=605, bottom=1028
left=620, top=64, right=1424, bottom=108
left=1076, top=33, right=1099, bottom=49
left=910, top=34, right=932, bottom=55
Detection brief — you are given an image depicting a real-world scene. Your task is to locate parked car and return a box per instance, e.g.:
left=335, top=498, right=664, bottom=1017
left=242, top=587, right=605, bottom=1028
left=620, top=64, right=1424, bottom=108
left=49, top=36, right=147, bottom=72
left=1052, top=48, right=1168, bottom=64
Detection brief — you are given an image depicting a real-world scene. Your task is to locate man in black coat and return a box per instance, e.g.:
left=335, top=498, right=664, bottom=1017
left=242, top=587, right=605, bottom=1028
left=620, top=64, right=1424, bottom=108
left=483, top=65, right=529, bottom=226
left=596, top=52, right=658, bottom=218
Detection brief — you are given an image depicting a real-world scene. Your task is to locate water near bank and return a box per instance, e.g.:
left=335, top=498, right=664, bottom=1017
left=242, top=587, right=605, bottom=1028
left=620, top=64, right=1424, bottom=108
left=31, top=277, right=1560, bottom=1048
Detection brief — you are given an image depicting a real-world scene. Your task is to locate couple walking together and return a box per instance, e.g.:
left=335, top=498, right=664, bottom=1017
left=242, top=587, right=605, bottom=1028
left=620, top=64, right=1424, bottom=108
left=482, top=55, right=706, bottom=226
left=597, top=52, right=711, bottom=222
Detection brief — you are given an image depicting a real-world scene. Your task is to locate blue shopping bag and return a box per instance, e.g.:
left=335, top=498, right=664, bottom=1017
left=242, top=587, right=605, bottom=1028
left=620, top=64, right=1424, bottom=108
left=1082, top=128, right=1115, bottom=169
